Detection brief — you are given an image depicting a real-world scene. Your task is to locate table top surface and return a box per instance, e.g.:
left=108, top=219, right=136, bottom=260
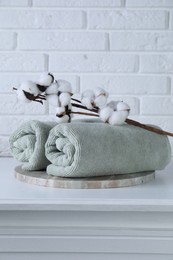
left=0, top=157, right=173, bottom=211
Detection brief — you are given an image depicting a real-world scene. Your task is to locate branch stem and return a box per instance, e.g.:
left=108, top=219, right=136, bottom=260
left=71, top=103, right=98, bottom=113
left=125, top=118, right=173, bottom=137
left=71, top=111, right=99, bottom=117
left=71, top=98, right=82, bottom=104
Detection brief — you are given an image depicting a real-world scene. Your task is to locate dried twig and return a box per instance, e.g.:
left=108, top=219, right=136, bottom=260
left=126, top=118, right=173, bottom=137
left=71, top=98, right=82, bottom=103
left=71, top=111, right=99, bottom=117
left=71, top=103, right=98, bottom=113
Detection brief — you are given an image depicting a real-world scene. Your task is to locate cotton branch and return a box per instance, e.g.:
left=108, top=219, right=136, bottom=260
left=12, top=73, right=173, bottom=137
left=70, top=100, right=173, bottom=137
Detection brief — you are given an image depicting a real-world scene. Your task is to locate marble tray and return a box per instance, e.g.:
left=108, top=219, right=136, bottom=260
left=15, top=166, right=155, bottom=189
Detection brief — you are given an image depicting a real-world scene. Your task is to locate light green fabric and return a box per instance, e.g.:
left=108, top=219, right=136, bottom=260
left=45, top=121, right=171, bottom=177
left=9, top=120, right=56, bottom=171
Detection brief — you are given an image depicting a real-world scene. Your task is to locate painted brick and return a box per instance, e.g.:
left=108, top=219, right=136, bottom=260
left=141, top=97, right=173, bottom=115
left=89, top=10, right=168, bottom=29
left=0, top=10, right=84, bottom=29
left=33, top=0, right=122, bottom=7
left=18, top=31, right=106, bottom=51
left=0, top=32, right=16, bottom=50
left=81, top=75, right=170, bottom=95
left=110, top=32, right=173, bottom=51
left=0, top=0, right=29, bottom=6
left=0, top=53, right=45, bottom=72
left=0, top=94, right=46, bottom=115
left=126, top=0, right=173, bottom=7
left=140, top=55, right=173, bottom=73
left=170, top=11, right=173, bottom=30
left=0, top=137, right=11, bottom=157
left=50, top=53, right=138, bottom=73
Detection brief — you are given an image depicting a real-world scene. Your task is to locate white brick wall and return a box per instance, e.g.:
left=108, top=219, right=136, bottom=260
left=49, top=53, right=138, bottom=72
left=18, top=31, right=107, bottom=50
left=89, top=10, right=168, bottom=29
left=0, top=0, right=173, bottom=156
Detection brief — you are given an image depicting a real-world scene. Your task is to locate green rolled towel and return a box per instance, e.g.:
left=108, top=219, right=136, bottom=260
left=45, top=122, right=171, bottom=177
left=9, top=120, right=56, bottom=171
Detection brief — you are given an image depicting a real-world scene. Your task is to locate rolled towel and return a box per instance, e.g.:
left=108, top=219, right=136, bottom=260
left=45, top=122, right=171, bottom=178
left=9, top=120, right=56, bottom=171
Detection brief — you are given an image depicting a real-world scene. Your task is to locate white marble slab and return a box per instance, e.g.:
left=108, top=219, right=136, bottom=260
left=15, top=165, right=155, bottom=189
left=0, top=158, right=173, bottom=211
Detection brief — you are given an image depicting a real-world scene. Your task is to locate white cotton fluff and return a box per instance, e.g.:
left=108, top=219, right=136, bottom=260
left=107, top=101, right=120, bottom=111
left=117, top=101, right=130, bottom=111
left=99, top=106, right=113, bottom=122
left=108, top=111, right=128, bottom=126
left=45, top=83, right=59, bottom=94
left=38, top=72, right=54, bottom=87
left=94, top=87, right=108, bottom=98
left=59, top=92, right=71, bottom=107
left=46, top=94, right=59, bottom=107
left=16, top=89, right=31, bottom=103
left=56, top=106, right=65, bottom=116
left=57, top=80, right=72, bottom=93
left=81, top=96, right=94, bottom=110
left=56, top=114, right=69, bottom=123
left=20, top=81, right=40, bottom=95
left=94, top=95, right=107, bottom=108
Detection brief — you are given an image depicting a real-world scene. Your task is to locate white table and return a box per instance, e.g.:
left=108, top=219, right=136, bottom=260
left=0, top=158, right=173, bottom=260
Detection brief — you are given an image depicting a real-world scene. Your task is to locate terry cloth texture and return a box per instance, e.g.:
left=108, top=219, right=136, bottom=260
left=9, top=120, right=57, bottom=171
left=45, top=122, right=171, bottom=178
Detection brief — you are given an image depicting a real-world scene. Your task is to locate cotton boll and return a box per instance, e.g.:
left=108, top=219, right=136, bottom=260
left=56, top=106, right=65, bottom=116
left=38, top=72, right=54, bottom=86
left=94, top=87, right=108, bottom=98
left=59, top=92, right=71, bottom=107
left=99, top=106, right=113, bottom=122
left=56, top=114, right=70, bottom=123
left=117, top=101, right=130, bottom=111
left=94, top=95, right=107, bottom=108
left=20, top=81, right=40, bottom=95
left=93, top=87, right=108, bottom=107
left=16, top=89, right=31, bottom=103
left=57, top=80, right=72, bottom=93
left=45, top=83, right=59, bottom=94
left=120, top=110, right=129, bottom=123
left=81, top=96, right=94, bottom=109
left=82, top=89, right=94, bottom=99
left=107, top=101, right=120, bottom=111
left=108, top=111, right=128, bottom=126
left=46, top=94, right=59, bottom=107
left=122, top=110, right=129, bottom=120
